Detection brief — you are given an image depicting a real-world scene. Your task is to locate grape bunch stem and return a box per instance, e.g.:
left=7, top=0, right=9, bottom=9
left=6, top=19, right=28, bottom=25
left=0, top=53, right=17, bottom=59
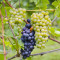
left=24, top=19, right=33, bottom=32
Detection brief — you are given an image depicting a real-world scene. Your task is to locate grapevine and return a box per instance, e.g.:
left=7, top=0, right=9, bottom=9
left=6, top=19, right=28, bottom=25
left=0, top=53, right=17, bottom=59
left=0, top=0, right=60, bottom=60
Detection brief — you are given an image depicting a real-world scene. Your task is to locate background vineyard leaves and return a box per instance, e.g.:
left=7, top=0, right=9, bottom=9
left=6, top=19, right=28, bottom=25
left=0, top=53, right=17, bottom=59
left=0, top=0, right=60, bottom=60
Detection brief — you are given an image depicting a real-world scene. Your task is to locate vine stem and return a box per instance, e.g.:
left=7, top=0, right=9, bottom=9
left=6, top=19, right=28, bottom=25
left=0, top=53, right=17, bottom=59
left=0, top=9, right=6, bottom=60
left=26, top=9, right=55, bottom=12
left=31, top=48, right=60, bottom=56
left=51, top=16, right=57, bottom=24
left=48, top=36, right=60, bottom=44
left=5, top=0, right=13, bottom=8
left=8, top=48, right=60, bottom=60
left=24, top=19, right=29, bottom=24
left=23, top=19, right=33, bottom=32
left=19, top=0, right=20, bottom=7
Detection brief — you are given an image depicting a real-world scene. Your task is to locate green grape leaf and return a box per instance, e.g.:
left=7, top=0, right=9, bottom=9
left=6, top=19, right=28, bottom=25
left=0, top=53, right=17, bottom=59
left=13, top=26, right=18, bottom=36
left=50, top=27, right=60, bottom=37
left=52, top=1, right=58, bottom=7
left=5, top=29, right=13, bottom=37
left=27, top=56, right=32, bottom=60
left=52, top=0, right=60, bottom=7
left=18, top=39, right=24, bottom=49
left=55, top=30, right=60, bottom=36
left=54, top=7, right=60, bottom=17
left=36, top=0, right=49, bottom=9
left=33, top=0, right=39, bottom=4
left=52, top=0, right=60, bottom=17
left=5, top=41, right=12, bottom=48
left=29, top=0, right=49, bottom=9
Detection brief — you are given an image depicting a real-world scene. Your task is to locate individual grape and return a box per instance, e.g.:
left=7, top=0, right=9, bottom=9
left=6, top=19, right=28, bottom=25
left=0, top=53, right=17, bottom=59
left=29, top=33, right=33, bottom=36
left=23, top=27, right=26, bottom=31
left=28, top=37, right=32, bottom=40
left=26, top=24, right=31, bottom=29
left=31, top=36, right=34, bottom=40
left=31, top=11, right=51, bottom=49
left=27, top=19, right=31, bottom=23
left=21, top=19, right=36, bottom=59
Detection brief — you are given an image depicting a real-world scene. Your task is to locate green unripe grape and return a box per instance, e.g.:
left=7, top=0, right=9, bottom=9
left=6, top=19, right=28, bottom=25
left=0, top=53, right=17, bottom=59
left=36, top=44, right=41, bottom=49
left=39, top=42, right=42, bottom=45
left=37, top=39, right=41, bottom=42
left=31, top=11, right=51, bottom=49
left=42, top=44, right=45, bottom=48
left=4, top=8, right=26, bottom=38
left=37, top=29, right=40, bottom=32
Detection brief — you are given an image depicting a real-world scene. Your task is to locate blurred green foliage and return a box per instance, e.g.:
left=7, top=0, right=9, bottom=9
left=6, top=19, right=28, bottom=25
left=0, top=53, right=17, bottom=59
left=0, top=0, right=60, bottom=60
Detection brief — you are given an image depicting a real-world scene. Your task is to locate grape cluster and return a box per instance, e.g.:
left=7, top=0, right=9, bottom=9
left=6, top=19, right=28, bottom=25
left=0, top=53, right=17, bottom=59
left=21, top=19, right=36, bottom=59
left=5, top=8, right=26, bottom=38
left=31, top=11, right=51, bottom=49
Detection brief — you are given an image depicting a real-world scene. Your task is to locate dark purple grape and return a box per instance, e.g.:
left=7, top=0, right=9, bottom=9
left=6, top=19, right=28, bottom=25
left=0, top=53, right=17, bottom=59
left=27, top=54, right=30, bottom=57
left=21, top=32, right=23, bottom=34
left=26, top=24, right=31, bottom=29
left=27, top=19, right=31, bottom=23
left=24, top=43, right=28, bottom=46
left=23, top=56, right=27, bottom=59
left=28, top=37, right=31, bottom=40
left=30, top=40, right=33, bottom=43
left=21, top=49, right=23, bottom=52
left=26, top=49, right=29, bottom=51
left=23, top=31, right=25, bottom=33
left=30, top=46, right=34, bottom=49
left=23, top=33, right=26, bottom=37
left=25, top=52, right=28, bottom=55
left=20, top=38, right=25, bottom=42
left=23, top=27, right=26, bottom=31
left=22, top=52, right=25, bottom=55
left=32, top=36, right=34, bottom=40
left=20, top=19, right=36, bottom=59
left=29, top=51, right=31, bottom=54
left=29, top=33, right=33, bottom=36
left=24, top=46, right=27, bottom=50
left=24, top=37, right=28, bottom=40
left=25, top=30, right=30, bottom=34
left=32, top=42, right=35, bottom=46
left=26, top=34, right=29, bottom=37
left=28, top=43, right=31, bottom=46
left=20, top=38, right=24, bottom=40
